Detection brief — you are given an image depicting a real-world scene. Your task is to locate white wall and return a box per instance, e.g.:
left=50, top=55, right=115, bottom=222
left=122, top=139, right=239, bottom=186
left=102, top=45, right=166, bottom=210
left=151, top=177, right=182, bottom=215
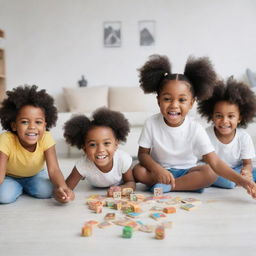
left=0, top=0, right=256, bottom=110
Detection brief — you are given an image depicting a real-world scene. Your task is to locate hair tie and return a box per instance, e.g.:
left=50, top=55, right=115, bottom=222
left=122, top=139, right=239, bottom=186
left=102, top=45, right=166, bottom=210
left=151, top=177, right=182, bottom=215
left=164, top=72, right=169, bottom=77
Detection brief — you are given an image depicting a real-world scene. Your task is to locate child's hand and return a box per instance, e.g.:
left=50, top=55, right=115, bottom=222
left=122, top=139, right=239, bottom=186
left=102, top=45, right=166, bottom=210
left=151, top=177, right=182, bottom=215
left=240, top=178, right=256, bottom=199
left=241, top=169, right=253, bottom=181
left=107, top=186, right=121, bottom=197
left=154, top=168, right=175, bottom=188
left=54, top=187, right=75, bottom=203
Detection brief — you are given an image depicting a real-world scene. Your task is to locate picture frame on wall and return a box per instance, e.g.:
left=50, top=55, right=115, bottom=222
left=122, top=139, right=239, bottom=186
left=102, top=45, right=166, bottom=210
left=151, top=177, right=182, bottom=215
left=103, top=21, right=121, bottom=47
left=139, top=20, right=155, bottom=46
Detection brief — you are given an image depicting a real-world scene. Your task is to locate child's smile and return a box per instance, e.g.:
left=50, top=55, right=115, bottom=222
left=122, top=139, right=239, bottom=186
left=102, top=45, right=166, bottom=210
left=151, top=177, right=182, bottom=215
left=212, top=101, right=241, bottom=143
left=157, top=80, right=194, bottom=127
left=11, top=105, right=46, bottom=152
left=84, top=126, right=118, bottom=173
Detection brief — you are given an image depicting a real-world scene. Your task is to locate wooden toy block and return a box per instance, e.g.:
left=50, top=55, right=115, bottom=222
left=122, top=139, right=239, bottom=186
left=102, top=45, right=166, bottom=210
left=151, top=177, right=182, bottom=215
left=129, top=193, right=137, bottom=201
left=150, top=212, right=167, bottom=221
left=154, top=187, right=163, bottom=197
left=114, top=201, right=123, bottom=210
left=85, top=220, right=99, bottom=226
left=122, top=226, right=133, bottom=238
left=94, top=204, right=103, bottom=214
left=126, top=212, right=142, bottom=218
left=88, top=201, right=103, bottom=211
left=98, top=221, right=113, bottom=229
left=181, top=198, right=202, bottom=205
left=122, top=187, right=133, bottom=196
left=104, top=212, right=116, bottom=220
left=139, top=224, right=154, bottom=233
left=155, top=225, right=165, bottom=240
left=150, top=206, right=164, bottom=212
left=163, top=207, right=176, bottom=214
left=113, top=191, right=122, bottom=200
left=81, top=224, right=92, bottom=237
left=107, top=186, right=121, bottom=197
left=180, top=203, right=197, bottom=211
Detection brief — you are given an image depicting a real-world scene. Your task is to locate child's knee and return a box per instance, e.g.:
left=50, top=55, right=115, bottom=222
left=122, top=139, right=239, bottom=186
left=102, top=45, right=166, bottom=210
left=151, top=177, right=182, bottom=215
left=0, top=179, right=23, bottom=204
left=25, top=179, right=53, bottom=199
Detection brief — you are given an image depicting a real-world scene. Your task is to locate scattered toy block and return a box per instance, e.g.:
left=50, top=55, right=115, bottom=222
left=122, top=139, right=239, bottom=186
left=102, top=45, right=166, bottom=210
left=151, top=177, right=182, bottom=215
left=150, top=212, right=167, bottom=221
left=122, top=226, right=133, bottom=238
left=139, top=224, right=154, bottom=233
left=81, top=224, right=92, bottom=237
left=129, top=193, right=137, bottom=201
left=155, top=225, right=165, bottom=240
left=154, top=187, right=163, bottom=197
left=113, top=191, right=122, bottom=200
left=98, top=221, right=113, bottom=229
left=180, top=203, right=197, bottom=211
left=163, top=207, right=176, bottom=214
left=104, top=212, right=116, bottom=220
left=126, top=212, right=142, bottom=218
left=122, top=187, right=133, bottom=196
left=181, top=198, right=202, bottom=205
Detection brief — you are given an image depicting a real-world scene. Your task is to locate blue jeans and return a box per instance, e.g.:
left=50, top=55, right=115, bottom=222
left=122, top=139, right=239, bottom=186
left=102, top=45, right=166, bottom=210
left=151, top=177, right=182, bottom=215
left=213, top=166, right=256, bottom=189
left=0, top=170, right=53, bottom=204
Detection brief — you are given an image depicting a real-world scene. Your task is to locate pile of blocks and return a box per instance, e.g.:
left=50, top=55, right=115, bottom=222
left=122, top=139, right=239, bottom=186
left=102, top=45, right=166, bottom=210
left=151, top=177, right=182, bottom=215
left=81, top=187, right=202, bottom=239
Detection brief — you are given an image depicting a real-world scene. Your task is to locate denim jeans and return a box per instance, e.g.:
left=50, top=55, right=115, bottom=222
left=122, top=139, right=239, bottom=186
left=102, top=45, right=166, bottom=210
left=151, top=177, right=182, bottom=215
left=213, top=165, right=256, bottom=189
left=0, top=170, right=53, bottom=204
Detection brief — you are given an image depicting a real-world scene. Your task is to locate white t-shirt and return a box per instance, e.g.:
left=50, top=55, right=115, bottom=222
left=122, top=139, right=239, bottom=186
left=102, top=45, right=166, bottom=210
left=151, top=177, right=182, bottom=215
left=206, top=125, right=255, bottom=168
left=139, top=113, right=214, bottom=169
left=75, top=149, right=132, bottom=187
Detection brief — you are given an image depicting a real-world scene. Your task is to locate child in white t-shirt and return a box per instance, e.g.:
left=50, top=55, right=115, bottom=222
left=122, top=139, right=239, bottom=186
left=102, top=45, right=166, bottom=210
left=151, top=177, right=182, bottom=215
left=133, top=54, right=256, bottom=198
left=198, top=78, right=256, bottom=188
left=54, top=108, right=135, bottom=202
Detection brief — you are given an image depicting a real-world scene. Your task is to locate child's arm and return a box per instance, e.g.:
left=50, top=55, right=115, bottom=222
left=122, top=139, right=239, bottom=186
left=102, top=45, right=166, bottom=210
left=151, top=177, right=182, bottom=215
left=65, top=166, right=83, bottom=190
left=204, top=152, right=256, bottom=198
left=138, top=146, right=175, bottom=187
left=44, top=146, right=74, bottom=203
left=0, top=152, right=8, bottom=184
left=241, top=159, right=253, bottom=181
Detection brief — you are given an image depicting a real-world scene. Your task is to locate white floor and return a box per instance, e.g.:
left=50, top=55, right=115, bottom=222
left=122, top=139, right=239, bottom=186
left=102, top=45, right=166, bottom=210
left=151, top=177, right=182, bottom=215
left=1, top=158, right=256, bottom=256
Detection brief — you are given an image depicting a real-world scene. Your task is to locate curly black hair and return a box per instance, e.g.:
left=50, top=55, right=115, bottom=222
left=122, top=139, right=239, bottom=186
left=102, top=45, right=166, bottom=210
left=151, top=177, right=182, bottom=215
left=138, top=54, right=217, bottom=101
left=63, top=107, right=130, bottom=149
left=0, top=85, right=57, bottom=132
left=197, top=77, right=256, bottom=128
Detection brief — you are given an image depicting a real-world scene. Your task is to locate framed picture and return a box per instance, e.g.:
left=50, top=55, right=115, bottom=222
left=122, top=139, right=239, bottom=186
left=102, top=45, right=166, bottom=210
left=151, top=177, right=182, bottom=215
left=103, top=21, right=121, bottom=47
left=139, top=20, right=155, bottom=46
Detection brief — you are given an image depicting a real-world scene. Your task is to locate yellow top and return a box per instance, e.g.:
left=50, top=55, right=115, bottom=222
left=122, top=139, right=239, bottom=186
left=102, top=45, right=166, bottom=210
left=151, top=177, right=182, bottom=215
left=0, top=131, right=55, bottom=177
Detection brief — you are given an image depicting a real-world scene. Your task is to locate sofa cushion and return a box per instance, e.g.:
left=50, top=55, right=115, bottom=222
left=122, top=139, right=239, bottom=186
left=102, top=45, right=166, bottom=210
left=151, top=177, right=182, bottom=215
left=63, top=86, right=109, bottom=112
left=109, top=87, right=158, bottom=112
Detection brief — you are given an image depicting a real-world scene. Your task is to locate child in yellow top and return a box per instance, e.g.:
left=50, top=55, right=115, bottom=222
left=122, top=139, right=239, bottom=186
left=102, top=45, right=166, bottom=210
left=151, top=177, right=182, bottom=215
left=0, top=85, right=73, bottom=204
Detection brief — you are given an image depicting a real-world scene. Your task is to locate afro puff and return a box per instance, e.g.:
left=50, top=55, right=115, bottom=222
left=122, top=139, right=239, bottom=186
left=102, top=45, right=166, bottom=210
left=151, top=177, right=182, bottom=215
left=63, top=107, right=130, bottom=150
left=138, top=54, right=217, bottom=100
left=0, top=85, right=57, bottom=132
left=197, top=77, right=256, bottom=128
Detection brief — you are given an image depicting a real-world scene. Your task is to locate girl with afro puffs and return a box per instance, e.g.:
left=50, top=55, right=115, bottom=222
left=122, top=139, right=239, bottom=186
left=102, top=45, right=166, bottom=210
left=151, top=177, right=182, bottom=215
left=0, top=85, right=73, bottom=204
left=133, top=54, right=256, bottom=198
left=198, top=78, right=256, bottom=188
left=58, top=107, right=135, bottom=201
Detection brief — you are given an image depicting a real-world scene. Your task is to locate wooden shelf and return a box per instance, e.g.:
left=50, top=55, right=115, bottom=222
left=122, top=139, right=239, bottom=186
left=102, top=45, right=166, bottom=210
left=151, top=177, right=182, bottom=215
left=0, top=29, right=5, bottom=102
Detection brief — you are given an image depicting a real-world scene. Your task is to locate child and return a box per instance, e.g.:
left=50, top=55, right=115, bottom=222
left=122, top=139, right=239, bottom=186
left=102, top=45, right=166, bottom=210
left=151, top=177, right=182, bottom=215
left=57, top=107, right=136, bottom=201
left=0, top=85, right=73, bottom=204
left=198, top=78, right=256, bottom=188
left=133, top=54, right=256, bottom=198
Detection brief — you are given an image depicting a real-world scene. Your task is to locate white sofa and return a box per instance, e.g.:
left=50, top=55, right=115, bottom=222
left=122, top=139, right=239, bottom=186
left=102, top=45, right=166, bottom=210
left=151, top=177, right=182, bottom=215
left=52, top=86, right=256, bottom=165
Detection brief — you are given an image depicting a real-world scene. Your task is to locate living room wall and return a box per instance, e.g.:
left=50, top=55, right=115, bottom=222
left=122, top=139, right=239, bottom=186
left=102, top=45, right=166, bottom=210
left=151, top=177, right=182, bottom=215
left=0, top=0, right=256, bottom=110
